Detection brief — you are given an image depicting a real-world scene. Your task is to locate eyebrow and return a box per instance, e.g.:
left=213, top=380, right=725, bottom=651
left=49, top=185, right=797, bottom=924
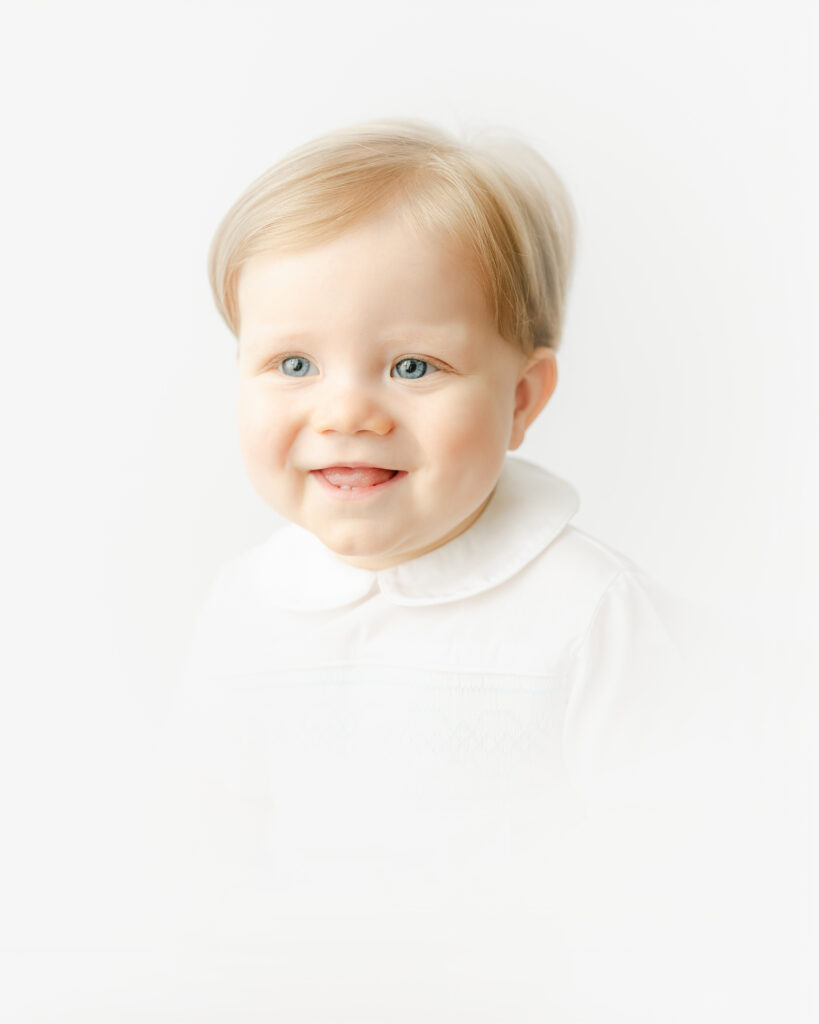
left=266, top=329, right=319, bottom=343
left=250, top=323, right=468, bottom=348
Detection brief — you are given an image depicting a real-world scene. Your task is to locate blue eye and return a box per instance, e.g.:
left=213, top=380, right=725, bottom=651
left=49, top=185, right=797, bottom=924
left=279, top=356, right=316, bottom=377
left=392, top=357, right=437, bottom=380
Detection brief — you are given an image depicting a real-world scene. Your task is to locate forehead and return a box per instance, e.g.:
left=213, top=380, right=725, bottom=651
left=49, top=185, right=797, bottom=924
left=236, top=208, right=494, bottom=348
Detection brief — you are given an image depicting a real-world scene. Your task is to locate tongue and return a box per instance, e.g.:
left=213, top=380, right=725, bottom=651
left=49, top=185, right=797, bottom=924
left=321, top=466, right=396, bottom=487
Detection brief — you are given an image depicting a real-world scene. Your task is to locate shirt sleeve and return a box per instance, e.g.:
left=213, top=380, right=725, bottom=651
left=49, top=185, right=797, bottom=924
left=562, top=567, right=713, bottom=804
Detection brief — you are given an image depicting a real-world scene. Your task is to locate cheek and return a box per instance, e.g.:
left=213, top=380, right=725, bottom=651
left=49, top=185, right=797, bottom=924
left=418, top=389, right=510, bottom=472
left=237, top=387, right=294, bottom=466
left=443, top=388, right=510, bottom=448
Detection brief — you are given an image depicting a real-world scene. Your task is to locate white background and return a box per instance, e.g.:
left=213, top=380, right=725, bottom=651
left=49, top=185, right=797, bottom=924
left=1, top=0, right=816, bottom=1019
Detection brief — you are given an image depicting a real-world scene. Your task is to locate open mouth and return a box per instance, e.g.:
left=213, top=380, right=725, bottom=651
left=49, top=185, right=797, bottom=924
left=317, top=466, right=398, bottom=489
left=310, top=467, right=405, bottom=496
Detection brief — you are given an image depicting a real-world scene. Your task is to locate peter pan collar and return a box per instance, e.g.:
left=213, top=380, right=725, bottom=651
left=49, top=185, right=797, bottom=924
left=251, top=456, right=579, bottom=611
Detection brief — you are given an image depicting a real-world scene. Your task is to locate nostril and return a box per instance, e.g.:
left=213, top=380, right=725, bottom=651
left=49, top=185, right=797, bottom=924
left=311, top=405, right=394, bottom=436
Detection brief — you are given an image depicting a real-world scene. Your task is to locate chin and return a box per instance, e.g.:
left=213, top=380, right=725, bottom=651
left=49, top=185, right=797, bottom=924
left=320, top=525, right=390, bottom=559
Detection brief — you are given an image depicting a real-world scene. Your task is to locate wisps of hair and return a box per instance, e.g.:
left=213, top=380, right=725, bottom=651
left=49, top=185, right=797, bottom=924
left=208, top=118, right=577, bottom=352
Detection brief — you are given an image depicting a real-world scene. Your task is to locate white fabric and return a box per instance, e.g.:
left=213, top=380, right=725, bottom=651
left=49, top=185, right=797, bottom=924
left=178, top=455, right=695, bottom=801
left=159, top=455, right=737, bottom=1021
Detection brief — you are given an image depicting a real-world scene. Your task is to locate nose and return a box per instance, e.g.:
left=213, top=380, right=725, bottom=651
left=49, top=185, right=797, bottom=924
left=310, top=385, right=394, bottom=436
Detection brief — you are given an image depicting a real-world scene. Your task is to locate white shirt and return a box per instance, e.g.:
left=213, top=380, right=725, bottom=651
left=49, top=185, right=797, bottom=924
left=159, top=456, right=744, bottom=1020
left=176, top=455, right=698, bottom=862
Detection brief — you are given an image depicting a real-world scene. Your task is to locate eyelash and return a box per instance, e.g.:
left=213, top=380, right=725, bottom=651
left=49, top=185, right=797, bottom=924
left=269, top=355, right=443, bottom=379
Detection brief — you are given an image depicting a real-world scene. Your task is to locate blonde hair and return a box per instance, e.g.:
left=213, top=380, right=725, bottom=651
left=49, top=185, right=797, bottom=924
left=208, top=118, right=577, bottom=353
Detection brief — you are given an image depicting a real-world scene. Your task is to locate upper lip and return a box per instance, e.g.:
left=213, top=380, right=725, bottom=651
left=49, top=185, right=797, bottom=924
left=313, top=462, right=400, bottom=471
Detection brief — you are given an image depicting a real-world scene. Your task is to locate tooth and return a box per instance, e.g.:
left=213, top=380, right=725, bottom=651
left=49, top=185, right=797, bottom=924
left=340, top=485, right=351, bottom=490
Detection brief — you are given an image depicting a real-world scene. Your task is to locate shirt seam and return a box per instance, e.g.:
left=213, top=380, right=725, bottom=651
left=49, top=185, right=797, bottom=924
left=563, top=526, right=642, bottom=573
left=570, top=568, right=630, bottom=660
left=188, top=664, right=570, bottom=682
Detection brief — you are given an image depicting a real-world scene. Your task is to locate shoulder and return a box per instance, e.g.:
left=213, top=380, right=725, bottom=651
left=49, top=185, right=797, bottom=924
left=178, top=534, right=283, bottom=685
left=550, top=527, right=706, bottom=656
left=504, top=523, right=655, bottom=641
left=197, top=524, right=330, bottom=610
left=534, top=524, right=641, bottom=594
left=206, top=532, right=281, bottom=607
left=179, top=522, right=377, bottom=681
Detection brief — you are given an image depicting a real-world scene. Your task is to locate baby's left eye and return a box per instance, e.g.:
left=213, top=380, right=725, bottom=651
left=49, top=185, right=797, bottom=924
left=278, top=355, right=317, bottom=377
left=392, top=357, right=438, bottom=380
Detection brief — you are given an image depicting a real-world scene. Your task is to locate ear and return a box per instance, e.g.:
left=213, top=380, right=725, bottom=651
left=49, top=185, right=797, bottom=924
left=508, top=347, right=557, bottom=451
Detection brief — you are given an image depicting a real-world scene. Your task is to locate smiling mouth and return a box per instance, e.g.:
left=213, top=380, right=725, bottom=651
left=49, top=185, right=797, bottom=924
left=311, top=468, right=403, bottom=491
left=316, top=466, right=399, bottom=490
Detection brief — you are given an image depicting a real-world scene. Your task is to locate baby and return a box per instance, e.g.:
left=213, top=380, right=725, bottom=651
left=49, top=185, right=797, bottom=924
left=161, top=117, right=725, bottom=1018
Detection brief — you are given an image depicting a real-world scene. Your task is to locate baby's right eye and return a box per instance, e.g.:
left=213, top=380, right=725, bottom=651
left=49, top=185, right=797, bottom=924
left=278, top=355, right=316, bottom=377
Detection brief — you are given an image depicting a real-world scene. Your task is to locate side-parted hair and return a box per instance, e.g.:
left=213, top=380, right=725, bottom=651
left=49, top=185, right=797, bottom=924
left=208, top=118, right=577, bottom=353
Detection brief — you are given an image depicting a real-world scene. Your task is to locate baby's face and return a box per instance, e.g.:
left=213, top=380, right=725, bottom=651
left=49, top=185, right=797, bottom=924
left=235, top=206, right=550, bottom=570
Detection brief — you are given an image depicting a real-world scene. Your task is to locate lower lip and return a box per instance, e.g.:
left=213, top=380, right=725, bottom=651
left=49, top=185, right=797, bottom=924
left=309, top=469, right=407, bottom=501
